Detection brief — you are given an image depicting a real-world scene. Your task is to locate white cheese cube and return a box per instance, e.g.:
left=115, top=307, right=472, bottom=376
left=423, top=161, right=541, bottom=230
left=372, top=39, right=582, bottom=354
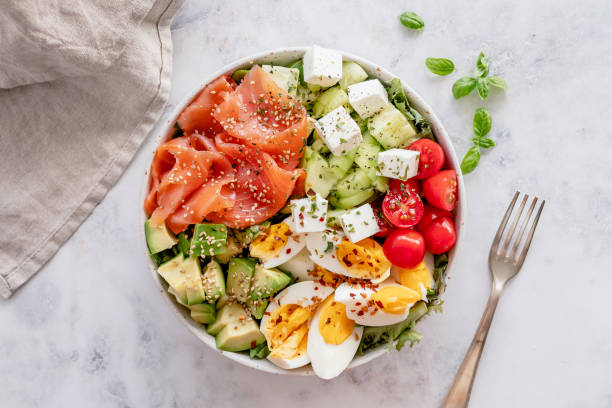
left=315, top=107, right=363, bottom=156
left=262, top=65, right=299, bottom=95
left=291, top=193, right=328, bottom=233
left=377, top=148, right=420, bottom=180
left=348, top=79, right=389, bottom=118
left=340, top=204, right=380, bottom=243
left=303, top=46, right=342, bottom=87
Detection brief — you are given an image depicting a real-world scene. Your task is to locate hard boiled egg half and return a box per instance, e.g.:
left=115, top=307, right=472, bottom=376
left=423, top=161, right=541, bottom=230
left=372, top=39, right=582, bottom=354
left=306, top=229, right=391, bottom=283
left=250, top=218, right=305, bottom=268
left=260, top=281, right=334, bottom=370
left=390, top=252, right=434, bottom=301
left=334, top=280, right=422, bottom=326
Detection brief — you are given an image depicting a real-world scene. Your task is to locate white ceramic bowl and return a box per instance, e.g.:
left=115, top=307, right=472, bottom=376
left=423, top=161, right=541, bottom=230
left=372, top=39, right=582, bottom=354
left=141, top=47, right=466, bottom=376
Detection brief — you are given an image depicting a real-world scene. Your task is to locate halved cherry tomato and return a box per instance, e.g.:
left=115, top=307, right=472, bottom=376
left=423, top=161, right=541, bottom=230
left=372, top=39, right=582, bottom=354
left=416, top=204, right=454, bottom=232
left=382, top=189, right=424, bottom=228
left=408, top=139, right=446, bottom=180
left=421, top=216, right=457, bottom=254
left=389, top=178, right=421, bottom=196
left=423, top=170, right=457, bottom=211
left=371, top=200, right=394, bottom=237
left=383, top=229, right=426, bottom=268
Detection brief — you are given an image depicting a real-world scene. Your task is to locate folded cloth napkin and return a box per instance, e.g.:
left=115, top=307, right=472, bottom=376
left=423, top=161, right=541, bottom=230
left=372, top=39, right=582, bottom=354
left=0, top=0, right=183, bottom=298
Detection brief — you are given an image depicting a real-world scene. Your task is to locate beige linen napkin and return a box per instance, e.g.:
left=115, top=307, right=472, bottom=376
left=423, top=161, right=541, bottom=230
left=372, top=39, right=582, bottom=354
left=0, top=0, right=183, bottom=298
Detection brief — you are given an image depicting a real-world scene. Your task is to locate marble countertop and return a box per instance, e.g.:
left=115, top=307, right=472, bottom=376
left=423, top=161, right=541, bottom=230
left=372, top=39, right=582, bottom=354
left=2, top=1, right=611, bottom=407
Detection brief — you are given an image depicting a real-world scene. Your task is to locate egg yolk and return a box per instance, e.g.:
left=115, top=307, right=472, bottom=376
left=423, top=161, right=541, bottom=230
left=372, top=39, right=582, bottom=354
left=311, top=265, right=345, bottom=288
left=250, top=222, right=291, bottom=259
left=318, top=295, right=355, bottom=345
left=395, top=260, right=433, bottom=294
left=336, top=238, right=391, bottom=280
left=371, top=286, right=422, bottom=314
left=265, top=304, right=311, bottom=360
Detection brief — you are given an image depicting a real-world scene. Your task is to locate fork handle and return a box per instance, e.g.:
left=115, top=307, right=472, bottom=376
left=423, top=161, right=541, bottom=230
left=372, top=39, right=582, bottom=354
left=441, top=284, right=503, bottom=408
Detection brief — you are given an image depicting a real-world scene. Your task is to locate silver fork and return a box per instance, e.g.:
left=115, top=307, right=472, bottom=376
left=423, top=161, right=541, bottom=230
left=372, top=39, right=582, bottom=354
left=441, top=191, right=545, bottom=408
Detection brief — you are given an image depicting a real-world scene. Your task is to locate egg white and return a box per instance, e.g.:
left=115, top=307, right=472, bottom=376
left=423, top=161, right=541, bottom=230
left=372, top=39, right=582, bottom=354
left=305, top=230, right=390, bottom=283
left=334, top=280, right=416, bottom=326
left=277, top=247, right=316, bottom=282
left=307, top=295, right=363, bottom=380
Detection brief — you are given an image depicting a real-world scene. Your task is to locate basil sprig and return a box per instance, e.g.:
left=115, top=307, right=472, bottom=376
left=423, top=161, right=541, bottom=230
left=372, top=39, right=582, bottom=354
left=399, top=12, right=424, bottom=30
left=425, top=58, right=455, bottom=76
left=452, top=52, right=507, bottom=100
left=461, top=108, right=495, bottom=174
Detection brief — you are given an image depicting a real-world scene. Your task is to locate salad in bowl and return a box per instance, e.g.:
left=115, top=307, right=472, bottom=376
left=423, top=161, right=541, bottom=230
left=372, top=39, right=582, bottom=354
left=143, top=46, right=463, bottom=379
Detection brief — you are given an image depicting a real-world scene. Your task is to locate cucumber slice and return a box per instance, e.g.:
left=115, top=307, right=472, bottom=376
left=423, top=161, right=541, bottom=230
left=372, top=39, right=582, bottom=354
left=326, top=209, right=346, bottom=228
left=339, top=62, right=369, bottom=90
left=304, top=148, right=339, bottom=197
left=368, top=105, right=417, bottom=149
left=262, top=65, right=299, bottom=96
left=328, top=147, right=357, bottom=179
left=334, top=168, right=373, bottom=198
left=295, top=85, right=320, bottom=107
left=312, top=86, right=349, bottom=118
left=310, top=135, right=330, bottom=155
left=354, top=137, right=381, bottom=173
left=351, top=112, right=368, bottom=133
left=328, top=189, right=375, bottom=210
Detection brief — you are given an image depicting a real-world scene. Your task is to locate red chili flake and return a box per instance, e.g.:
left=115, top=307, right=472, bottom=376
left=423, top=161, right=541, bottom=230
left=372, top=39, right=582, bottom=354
left=349, top=293, right=356, bottom=298
left=355, top=302, right=361, bottom=306
left=250, top=341, right=257, bottom=349
left=375, top=300, right=384, bottom=309
left=319, top=217, right=324, bottom=222
left=357, top=310, right=365, bottom=316
left=360, top=293, right=367, bottom=298
left=314, top=286, right=319, bottom=290
left=286, top=248, right=292, bottom=254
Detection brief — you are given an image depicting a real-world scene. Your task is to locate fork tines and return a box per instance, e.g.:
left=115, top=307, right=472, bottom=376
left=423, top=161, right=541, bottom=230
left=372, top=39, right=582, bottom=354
left=490, top=191, right=545, bottom=267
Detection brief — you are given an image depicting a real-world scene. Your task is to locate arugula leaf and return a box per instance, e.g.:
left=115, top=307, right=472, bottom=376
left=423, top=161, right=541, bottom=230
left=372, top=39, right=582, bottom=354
left=472, top=137, right=495, bottom=148
left=460, top=145, right=481, bottom=174
left=386, top=78, right=432, bottom=137
left=399, top=12, right=425, bottom=30
left=473, top=107, right=492, bottom=138
left=473, top=52, right=490, bottom=77
left=452, top=77, right=478, bottom=99
left=487, top=75, right=507, bottom=90
left=476, top=77, right=490, bottom=100
left=425, top=58, right=455, bottom=76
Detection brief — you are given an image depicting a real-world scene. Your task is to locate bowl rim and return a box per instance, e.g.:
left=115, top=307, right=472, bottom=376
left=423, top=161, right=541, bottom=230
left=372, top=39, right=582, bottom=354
left=139, top=46, right=466, bottom=377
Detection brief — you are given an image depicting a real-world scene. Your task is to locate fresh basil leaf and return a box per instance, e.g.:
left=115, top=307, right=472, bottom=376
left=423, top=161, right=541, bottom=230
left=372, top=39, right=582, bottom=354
left=386, top=78, right=432, bottom=136
left=473, top=107, right=492, bottom=138
left=472, top=137, right=495, bottom=148
left=425, top=58, right=455, bottom=76
left=460, top=145, right=481, bottom=174
left=452, top=77, right=477, bottom=99
left=476, top=77, right=490, bottom=100
left=399, top=12, right=425, bottom=30
left=473, top=52, right=490, bottom=77
left=488, top=75, right=507, bottom=90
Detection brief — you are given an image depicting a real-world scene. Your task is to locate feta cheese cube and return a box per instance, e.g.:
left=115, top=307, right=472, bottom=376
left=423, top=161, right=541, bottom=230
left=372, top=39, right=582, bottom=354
left=315, top=107, right=363, bottom=156
left=291, top=193, right=328, bottom=233
left=340, top=204, right=380, bottom=243
left=303, top=46, right=342, bottom=87
left=348, top=79, right=389, bottom=118
left=262, top=65, right=299, bottom=95
left=377, top=148, right=420, bottom=180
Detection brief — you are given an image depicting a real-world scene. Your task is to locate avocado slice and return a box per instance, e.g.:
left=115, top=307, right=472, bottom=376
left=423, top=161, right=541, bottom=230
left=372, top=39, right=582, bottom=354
left=226, top=258, right=256, bottom=303
left=206, top=303, right=247, bottom=336
left=202, top=259, right=225, bottom=303
left=249, top=264, right=291, bottom=301
left=157, top=253, right=187, bottom=303
left=215, top=318, right=266, bottom=352
left=246, top=297, right=269, bottom=320
left=145, top=219, right=178, bottom=254
left=190, top=303, right=216, bottom=324
left=183, top=257, right=206, bottom=306
left=214, top=235, right=243, bottom=264
left=215, top=294, right=230, bottom=310
left=190, top=223, right=228, bottom=257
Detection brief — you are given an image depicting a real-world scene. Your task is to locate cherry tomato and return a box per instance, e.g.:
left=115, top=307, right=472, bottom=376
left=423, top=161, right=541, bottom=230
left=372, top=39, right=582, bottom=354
left=408, top=139, right=446, bottom=180
left=383, top=229, right=426, bottom=268
left=421, top=216, right=457, bottom=254
left=382, top=189, right=424, bottom=228
left=389, top=178, right=421, bottom=196
left=416, top=204, right=454, bottom=232
left=371, top=200, right=394, bottom=237
left=423, top=170, right=458, bottom=211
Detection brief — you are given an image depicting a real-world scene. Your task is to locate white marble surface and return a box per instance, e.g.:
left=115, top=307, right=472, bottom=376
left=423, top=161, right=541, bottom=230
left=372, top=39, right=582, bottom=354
left=2, top=1, right=612, bottom=407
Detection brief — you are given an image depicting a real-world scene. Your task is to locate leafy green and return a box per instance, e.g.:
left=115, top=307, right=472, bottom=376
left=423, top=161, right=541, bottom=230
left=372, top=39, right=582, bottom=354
left=476, top=77, right=490, bottom=100
left=452, top=77, right=478, bottom=99
left=399, top=12, right=425, bottom=30
left=425, top=58, right=455, bottom=76
left=473, top=107, right=492, bottom=138
left=473, top=52, right=490, bottom=77
left=177, top=232, right=191, bottom=257
left=472, top=137, right=495, bottom=148
left=150, top=246, right=179, bottom=267
left=386, top=78, right=432, bottom=137
left=287, top=59, right=305, bottom=85
left=234, top=221, right=271, bottom=246
left=171, top=122, right=184, bottom=139
left=396, top=321, right=423, bottom=351
left=461, top=145, right=481, bottom=174
left=249, top=343, right=270, bottom=359
left=231, top=69, right=249, bottom=83
left=487, top=75, right=507, bottom=90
